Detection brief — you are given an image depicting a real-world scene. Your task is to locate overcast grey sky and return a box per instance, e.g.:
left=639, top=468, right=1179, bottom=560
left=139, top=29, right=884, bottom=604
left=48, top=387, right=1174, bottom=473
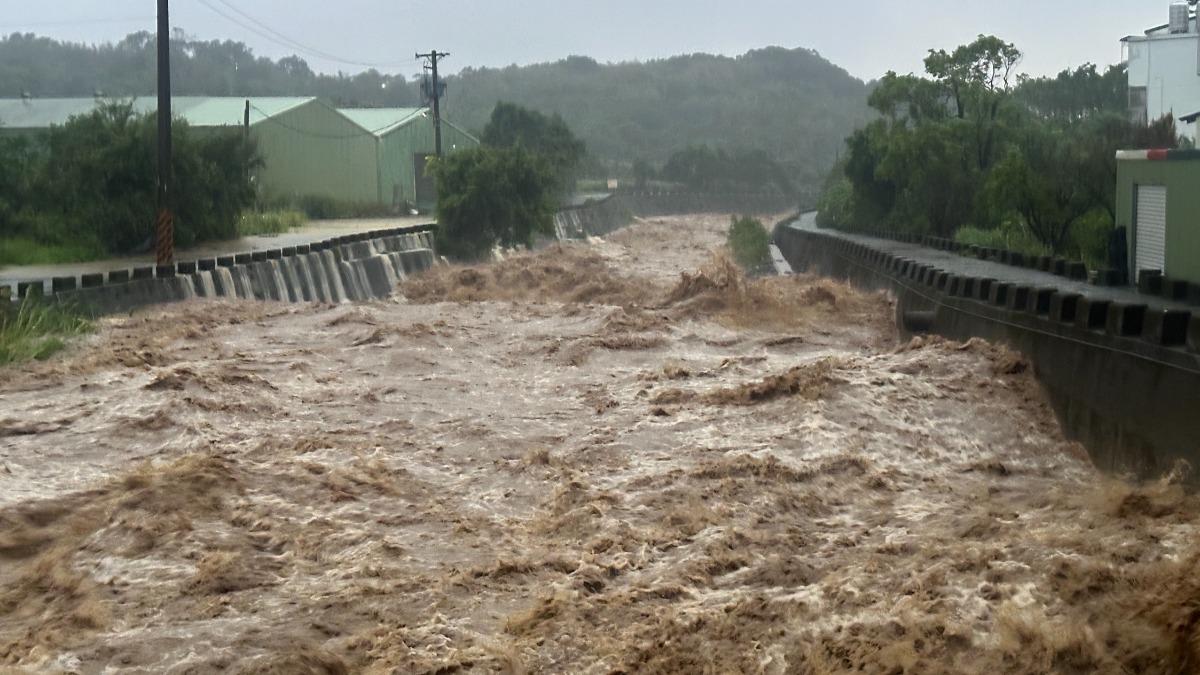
left=0, top=1, right=1171, bottom=80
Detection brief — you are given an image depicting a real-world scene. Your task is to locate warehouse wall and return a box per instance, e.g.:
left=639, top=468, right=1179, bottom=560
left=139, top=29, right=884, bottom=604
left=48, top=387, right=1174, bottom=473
left=1116, top=159, right=1200, bottom=284
left=377, top=119, right=478, bottom=208
left=253, top=101, right=378, bottom=204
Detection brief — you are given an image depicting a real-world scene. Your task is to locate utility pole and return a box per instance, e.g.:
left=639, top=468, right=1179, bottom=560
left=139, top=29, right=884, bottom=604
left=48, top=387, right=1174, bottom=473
left=155, top=0, right=174, bottom=265
left=416, top=50, right=449, bottom=157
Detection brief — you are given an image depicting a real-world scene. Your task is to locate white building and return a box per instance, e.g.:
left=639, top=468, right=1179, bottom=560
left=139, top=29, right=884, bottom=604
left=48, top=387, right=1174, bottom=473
left=1123, top=2, right=1200, bottom=141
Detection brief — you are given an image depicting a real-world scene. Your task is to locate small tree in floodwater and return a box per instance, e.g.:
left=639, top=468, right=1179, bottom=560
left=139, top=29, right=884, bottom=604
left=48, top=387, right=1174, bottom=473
left=727, top=215, right=772, bottom=272
left=429, top=145, right=558, bottom=260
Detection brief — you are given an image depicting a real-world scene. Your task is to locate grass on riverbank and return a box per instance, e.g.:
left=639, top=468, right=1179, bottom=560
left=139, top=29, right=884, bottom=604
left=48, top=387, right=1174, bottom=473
left=0, top=297, right=92, bottom=365
left=0, top=237, right=107, bottom=267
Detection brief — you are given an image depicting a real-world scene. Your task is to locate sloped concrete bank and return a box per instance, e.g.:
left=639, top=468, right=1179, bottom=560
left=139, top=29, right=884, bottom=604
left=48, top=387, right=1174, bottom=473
left=553, top=194, right=632, bottom=240
left=775, top=215, right=1200, bottom=483
left=21, top=225, right=436, bottom=316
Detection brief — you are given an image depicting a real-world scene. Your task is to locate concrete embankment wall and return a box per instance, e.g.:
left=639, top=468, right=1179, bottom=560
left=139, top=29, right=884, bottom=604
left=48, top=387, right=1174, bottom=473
left=553, top=194, right=633, bottom=240
left=20, top=225, right=436, bottom=317
left=775, top=221, right=1200, bottom=483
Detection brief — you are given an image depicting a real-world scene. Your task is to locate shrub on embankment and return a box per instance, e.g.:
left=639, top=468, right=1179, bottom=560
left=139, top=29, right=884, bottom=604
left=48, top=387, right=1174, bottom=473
left=431, top=102, right=585, bottom=260
left=727, top=216, right=772, bottom=272
left=0, top=102, right=260, bottom=265
left=0, top=297, right=90, bottom=365
left=430, top=145, right=558, bottom=260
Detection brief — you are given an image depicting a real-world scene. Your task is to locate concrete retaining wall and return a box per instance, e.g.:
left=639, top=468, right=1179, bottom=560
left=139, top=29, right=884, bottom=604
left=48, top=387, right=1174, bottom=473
left=553, top=194, right=633, bottom=240
left=13, top=225, right=437, bottom=317
left=775, top=221, right=1200, bottom=483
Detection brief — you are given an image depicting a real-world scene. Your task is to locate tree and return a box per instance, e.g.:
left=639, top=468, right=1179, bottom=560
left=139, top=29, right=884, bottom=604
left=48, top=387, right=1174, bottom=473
left=481, top=102, right=586, bottom=193
left=430, top=145, right=557, bottom=260
left=631, top=158, right=654, bottom=189
left=727, top=216, right=772, bottom=271
left=869, top=71, right=948, bottom=124
left=984, top=123, right=1093, bottom=253
left=1017, top=63, right=1127, bottom=122
left=1, top=102, right=260, bottom=255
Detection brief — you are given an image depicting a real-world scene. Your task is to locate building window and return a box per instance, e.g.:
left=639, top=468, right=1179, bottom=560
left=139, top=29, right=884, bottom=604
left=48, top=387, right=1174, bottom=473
left=1130, top=86, right=1149, bottom=126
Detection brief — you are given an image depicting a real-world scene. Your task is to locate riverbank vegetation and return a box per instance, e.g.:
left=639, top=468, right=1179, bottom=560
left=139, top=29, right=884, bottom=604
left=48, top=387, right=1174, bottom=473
left=0, top=102, right=259, bottom=266
left=0, top=297, right=90, bottom=365
left=432, top=103, right=584, bottom=259
left=727, top=216, right=772, bottom=272
left=816, top=36, right=1181, bottom=267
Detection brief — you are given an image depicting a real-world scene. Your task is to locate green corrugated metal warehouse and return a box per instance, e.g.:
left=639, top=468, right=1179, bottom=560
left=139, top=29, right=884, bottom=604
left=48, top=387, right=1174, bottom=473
left=1115, top=149, right=1200, bottom=285
left=0, top=96, right=380, bottom=205
left=340, top=108, right=479, bottom=210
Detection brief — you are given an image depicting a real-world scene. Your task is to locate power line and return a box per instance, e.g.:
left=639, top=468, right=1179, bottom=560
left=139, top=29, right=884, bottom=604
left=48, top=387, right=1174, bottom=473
left=197, top=0, right=419, bottom=70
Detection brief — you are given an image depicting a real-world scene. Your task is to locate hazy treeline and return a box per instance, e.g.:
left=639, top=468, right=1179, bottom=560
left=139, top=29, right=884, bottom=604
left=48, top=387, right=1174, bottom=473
left=0, top=32, right=873, bottom=191
left=817, top=36, right=1177, bottom=267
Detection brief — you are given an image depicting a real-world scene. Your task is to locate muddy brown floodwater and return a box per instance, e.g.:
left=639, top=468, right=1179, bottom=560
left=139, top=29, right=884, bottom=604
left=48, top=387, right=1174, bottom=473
left=2, top=214, right=1199, bottom=675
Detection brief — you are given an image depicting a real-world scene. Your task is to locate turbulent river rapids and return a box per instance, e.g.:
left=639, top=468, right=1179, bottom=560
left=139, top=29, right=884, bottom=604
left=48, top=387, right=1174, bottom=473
left=1, top=214, right=1199, bottom=674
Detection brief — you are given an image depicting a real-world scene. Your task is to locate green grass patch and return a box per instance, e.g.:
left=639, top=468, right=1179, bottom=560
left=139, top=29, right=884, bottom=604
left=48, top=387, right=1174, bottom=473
left=0, top=296, right=92, bottom=366
left=236, top=210, right=308, bottom=237
left=727, top=215, right=772, bottom=272
left=956, top=212, right=1112, bottom=270
left=0, top=236, right=108, bottom=266
left=955, top=222, right=1050, bottom=260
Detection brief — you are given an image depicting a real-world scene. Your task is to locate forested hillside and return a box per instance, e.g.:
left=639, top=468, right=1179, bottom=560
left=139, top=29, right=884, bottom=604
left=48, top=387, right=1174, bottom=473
left=442, top=49, right=873, bottom=179
left=0, top=32, right=873, bottom=184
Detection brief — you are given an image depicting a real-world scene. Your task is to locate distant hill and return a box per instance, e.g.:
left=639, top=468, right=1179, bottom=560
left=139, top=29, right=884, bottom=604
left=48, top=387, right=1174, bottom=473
left=443, top=49, right=873, bottom=182
left=0, top=32, right=872, bottom=184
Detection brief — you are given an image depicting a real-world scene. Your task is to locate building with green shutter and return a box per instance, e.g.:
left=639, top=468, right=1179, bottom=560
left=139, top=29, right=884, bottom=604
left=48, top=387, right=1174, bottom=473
left=1115, top=148, right=1200, bottom=285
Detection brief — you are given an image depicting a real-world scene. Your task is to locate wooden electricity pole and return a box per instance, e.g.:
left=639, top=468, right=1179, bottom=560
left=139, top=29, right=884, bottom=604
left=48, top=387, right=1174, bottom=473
left=155, top=0, right=174, bottom=265
left=416, top=50, right=449, bottom=157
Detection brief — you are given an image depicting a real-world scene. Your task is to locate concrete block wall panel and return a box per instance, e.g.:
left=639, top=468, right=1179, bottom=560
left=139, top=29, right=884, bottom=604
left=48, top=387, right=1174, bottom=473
left=1076, top=298, right=1111, bottom=331
left=1028, top=288, right=1055, bottom=316
left=1049, top=293, right=1081, bottom=324
left=989, top=283, right=1011, bottom=307
left=1106, top=303, right=1147, bottom=337
left=1144, top=310, right=1191, bottom=346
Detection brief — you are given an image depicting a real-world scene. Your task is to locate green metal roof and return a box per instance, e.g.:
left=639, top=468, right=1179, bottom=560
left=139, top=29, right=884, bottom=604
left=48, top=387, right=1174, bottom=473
left=0, top=96, right=315, bottom=130
left=338, top=107, right=428, bottom=136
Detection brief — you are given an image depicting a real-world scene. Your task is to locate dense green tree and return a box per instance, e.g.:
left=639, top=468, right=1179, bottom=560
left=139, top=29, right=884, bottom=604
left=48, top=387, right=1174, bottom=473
left=984, top=123, right=1093, bottom=252
left=481, top=102, right=585, bottom=193
left=430, top=145, right=557, bottom=260
left=1017, top=63, right=1127, bottom=122
left=819, top=34, right=1185, bottom=262
left=727, top=216, right=772, bottom=271
left=631, top=159, right=654, bottom=189
left=0, top=102, right=259, bottom=255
